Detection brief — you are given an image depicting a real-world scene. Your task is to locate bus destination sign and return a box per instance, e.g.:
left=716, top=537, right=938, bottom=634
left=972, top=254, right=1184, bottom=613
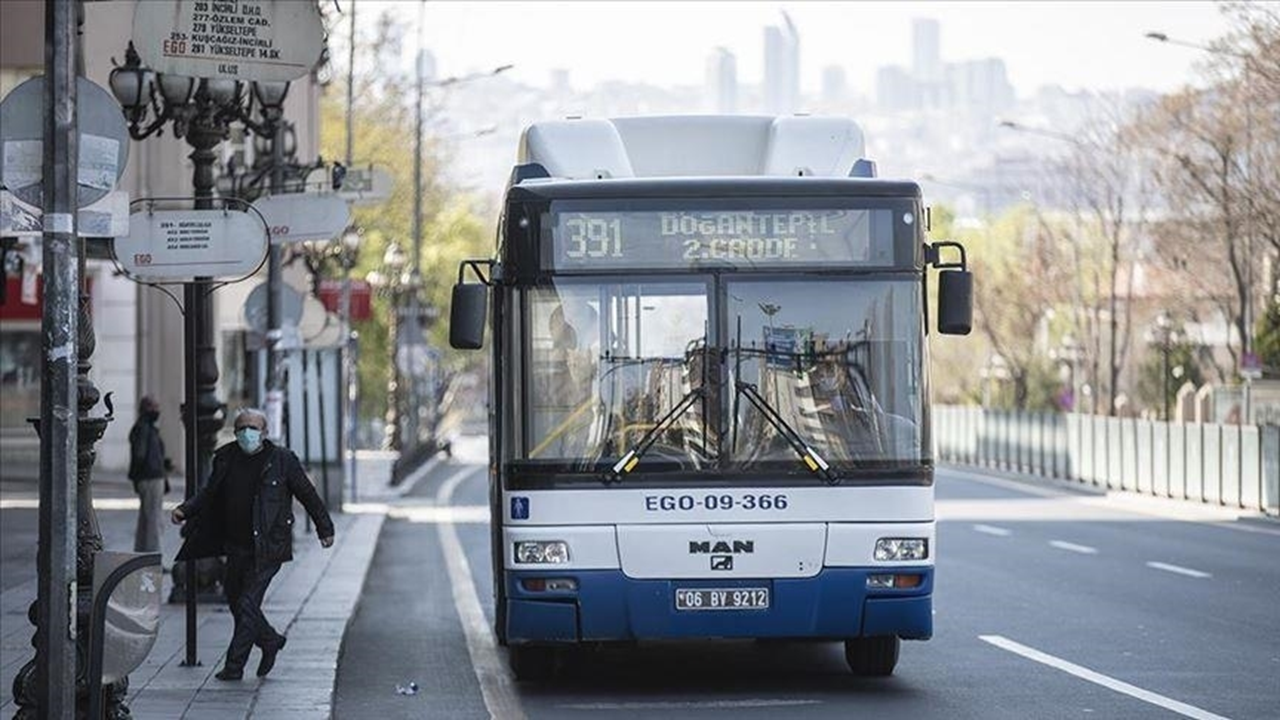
left=550, top=209, right=893, bottom=270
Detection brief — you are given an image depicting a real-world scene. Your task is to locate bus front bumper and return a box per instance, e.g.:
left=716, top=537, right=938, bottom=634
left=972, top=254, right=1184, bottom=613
left=504, top=568, right=932, bottom=644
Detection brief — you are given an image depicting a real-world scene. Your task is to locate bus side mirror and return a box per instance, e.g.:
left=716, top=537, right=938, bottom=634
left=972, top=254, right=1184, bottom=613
left=449, top=283, right=488, bottom=350
left=937, top=270, right=972, bottom=335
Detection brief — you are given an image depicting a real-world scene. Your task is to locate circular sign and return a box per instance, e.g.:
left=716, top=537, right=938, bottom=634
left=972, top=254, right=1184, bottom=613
left=244, top=280, right=305, bottom=334
left=0, top=76, right=131, bottom=208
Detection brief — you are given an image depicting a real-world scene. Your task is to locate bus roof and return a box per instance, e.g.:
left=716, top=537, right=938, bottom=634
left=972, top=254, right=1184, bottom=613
left=506, top=176, right=922, bottom=203
left=516, top=116, right=877, bottom=182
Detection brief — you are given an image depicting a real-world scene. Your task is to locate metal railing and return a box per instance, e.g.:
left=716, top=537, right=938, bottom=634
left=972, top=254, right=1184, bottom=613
left=933, top=406, right=1280, bottom=516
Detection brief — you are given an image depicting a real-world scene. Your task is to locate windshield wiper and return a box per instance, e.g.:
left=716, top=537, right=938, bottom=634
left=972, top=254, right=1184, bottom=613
left=605, top=387, right=703, bottom=483
left=734, top=380, right=840, bottom=485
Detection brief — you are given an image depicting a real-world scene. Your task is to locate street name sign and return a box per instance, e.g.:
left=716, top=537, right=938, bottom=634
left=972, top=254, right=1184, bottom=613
left=1, top=189, right=129, bottom=238
left=132, top=0, right=325, bottom=83
left=252, top=193, right=350, bottom=245
left=114, top=208, right=267, bottom=281
left=306, top=165, right=394, bottom=205
left=0, top=76, right=130, bottom=208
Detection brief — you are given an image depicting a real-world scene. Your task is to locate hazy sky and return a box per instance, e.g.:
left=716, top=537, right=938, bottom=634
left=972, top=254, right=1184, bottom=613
left=354, top=1, right=1237, bottom=96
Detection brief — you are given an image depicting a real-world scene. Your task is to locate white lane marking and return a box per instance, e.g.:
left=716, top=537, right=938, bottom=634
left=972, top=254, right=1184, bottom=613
left=0, top=498, right=182, bottom=510
left=1146, top=561, right=1212, bottom=579
left=1049, top=540, right=1098, bottom=555
left=979, top=635, right=1231, bottom=720
left=435, top=466, right=527, bottom=720
left=562, top=699, right=822, bottom=711
left=345, top=502, right=490, bottom=523
left=973, top=524, right=1012, bottom=537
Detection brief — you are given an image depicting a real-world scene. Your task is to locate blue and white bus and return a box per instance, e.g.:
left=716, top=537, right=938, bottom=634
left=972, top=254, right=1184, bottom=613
left=450, top=116, right=972, bottom=680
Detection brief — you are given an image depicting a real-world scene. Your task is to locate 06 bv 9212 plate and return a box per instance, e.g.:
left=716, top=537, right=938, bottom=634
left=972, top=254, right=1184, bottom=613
left=675, top=587, right=770, bottom=611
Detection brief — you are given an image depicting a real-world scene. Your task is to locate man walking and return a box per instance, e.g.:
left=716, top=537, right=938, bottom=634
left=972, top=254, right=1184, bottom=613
left=171, top=408, right=335, bottom=681
left=127, top=396, right=168, bottom=552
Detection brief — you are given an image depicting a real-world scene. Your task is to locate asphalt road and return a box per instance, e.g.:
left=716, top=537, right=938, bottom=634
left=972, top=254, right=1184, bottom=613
left=334, top=436, right=1280, bottom=719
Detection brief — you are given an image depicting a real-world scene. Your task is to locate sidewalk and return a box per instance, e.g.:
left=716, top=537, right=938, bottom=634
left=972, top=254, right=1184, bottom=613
left=0, top=449, right=413, bottom=720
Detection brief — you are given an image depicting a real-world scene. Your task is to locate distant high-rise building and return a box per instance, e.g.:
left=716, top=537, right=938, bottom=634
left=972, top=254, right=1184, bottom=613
left=876, top=65, right=915, bottom=112
left=763, top=12, right=799, bottom=114
left=821, top=64, right=847, bottom=106
left=417, top=49, right=437, bottom=84
left=550, top=68, right=571, bottom=96
left=912, top=18, right=941, bottom=82
left=705, top=47, right=738, bottom=114
left=947, top=58, right=1015, bottom=112
left=912, top=18, right=942, bottom=108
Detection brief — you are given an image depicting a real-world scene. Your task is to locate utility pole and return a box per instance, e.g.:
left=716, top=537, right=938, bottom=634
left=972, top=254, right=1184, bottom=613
left=342, top=0, right=359, bottom=499
left=403, top=0, right=427, bottom=452
left=34, top=0, right=78, bottom=713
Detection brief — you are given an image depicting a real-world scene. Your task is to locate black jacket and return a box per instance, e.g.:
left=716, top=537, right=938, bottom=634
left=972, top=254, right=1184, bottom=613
left=127, top=418, right=166, bottom=481
left=175, top=441, right=335, bottom=563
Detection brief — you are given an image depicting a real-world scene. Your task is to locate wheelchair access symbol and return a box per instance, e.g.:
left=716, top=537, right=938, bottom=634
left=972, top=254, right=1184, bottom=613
left=510, top=496, right=530, bottom=520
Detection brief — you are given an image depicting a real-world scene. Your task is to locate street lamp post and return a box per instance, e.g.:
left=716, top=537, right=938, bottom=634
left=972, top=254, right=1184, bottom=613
left=108, top=42, right=289, bottom=664
left=367, top=243, right=409, bottom=450
left=1147, top=312, right=1182, bottom=421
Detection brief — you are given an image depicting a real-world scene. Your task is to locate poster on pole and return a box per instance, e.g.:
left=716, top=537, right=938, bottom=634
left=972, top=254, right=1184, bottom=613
left=252, top=194, right=350, bottom=245
left=0, top=76, right=130, bottom=208
left=1, top=190, right=130, bottom=238
left=113, top=208, right=267, bottom=281
left=131, top=0, right=325, bottom=83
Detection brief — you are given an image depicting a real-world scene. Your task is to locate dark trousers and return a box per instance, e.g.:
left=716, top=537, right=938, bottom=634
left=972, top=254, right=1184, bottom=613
left=222, top=553, right=284, bottom=670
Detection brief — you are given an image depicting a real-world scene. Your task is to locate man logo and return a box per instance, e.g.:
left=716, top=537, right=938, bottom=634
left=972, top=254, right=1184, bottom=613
left=710, top=555, right=733, bottom=571
left=688, top=540, right=754, bottom=554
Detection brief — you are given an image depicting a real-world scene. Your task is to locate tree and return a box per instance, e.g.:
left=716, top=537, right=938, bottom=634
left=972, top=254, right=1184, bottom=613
left=316, top=10, right=495, bottom=426
left=1257, top=296, right=1280, bottom=375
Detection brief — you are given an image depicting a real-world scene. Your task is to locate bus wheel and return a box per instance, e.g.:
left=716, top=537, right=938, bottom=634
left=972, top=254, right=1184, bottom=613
left=844, top=636, right=899, bottom=676
left=508, top=645, right=557, bottom=682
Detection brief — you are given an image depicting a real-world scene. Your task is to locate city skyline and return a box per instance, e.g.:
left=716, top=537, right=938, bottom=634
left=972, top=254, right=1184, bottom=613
left=362, top=1, right=1233, bottom=98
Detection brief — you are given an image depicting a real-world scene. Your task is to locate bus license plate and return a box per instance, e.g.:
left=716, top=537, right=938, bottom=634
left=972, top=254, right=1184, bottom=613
left=675, top=587, right=770, bottom=611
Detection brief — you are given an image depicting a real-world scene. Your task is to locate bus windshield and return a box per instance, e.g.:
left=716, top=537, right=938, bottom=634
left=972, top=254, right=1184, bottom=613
left=524, top=280, right=712, bottom=471
left=520, top=277, right=923, bottom=476
left=725, top=279, right=923, bottom=471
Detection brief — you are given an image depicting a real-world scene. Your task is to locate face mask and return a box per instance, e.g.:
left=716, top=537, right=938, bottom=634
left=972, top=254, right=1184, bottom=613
left=235, top=427, right=263, bottom=454
left=144, top=410, right=160, bottom=422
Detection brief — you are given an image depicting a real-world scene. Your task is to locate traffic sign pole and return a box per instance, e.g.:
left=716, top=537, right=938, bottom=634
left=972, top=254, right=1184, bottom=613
left=35, top=0, right=79, bottom=714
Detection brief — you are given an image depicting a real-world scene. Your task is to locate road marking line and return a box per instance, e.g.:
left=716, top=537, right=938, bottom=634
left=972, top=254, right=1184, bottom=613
left=979, top=635, right=1231, bottom=720
left=435, top=466, right=527, bottom=720
left=973, top=524, right=1012, bottom=537
left=1146, top=561, right=1212, bottom=579
left=1049, top=540, right=1098, bottom=555
left=0, top=498, right=182, bottom=511
left=561, top=699, right=822, bottom=711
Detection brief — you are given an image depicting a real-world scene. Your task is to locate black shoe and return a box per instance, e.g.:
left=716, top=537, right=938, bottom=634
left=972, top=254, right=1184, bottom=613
left=257, top=636, right=287, bottom=677
left=214, top=668, right=243, bottom=681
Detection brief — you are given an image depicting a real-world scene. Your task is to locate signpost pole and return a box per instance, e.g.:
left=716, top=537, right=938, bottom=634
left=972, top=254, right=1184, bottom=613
left=180, top=110, right=229, bottom=667
left=265, top=122, right=285, bottom=440
left=31, top=0, right=79, bottom=715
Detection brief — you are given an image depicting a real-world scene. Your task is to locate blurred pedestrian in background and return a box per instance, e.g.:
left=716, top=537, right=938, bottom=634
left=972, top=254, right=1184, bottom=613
left=127, top=395, right=170, bottom=553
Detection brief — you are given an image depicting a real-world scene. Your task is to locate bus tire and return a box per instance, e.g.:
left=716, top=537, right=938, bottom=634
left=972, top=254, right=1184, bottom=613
left=844, top=636, right=899, bottom=676
left=508, top=645, right=557, bottom=682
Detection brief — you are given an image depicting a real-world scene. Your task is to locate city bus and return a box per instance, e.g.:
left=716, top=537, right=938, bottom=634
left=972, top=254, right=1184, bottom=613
left=449, top=116, right=972, bottom=680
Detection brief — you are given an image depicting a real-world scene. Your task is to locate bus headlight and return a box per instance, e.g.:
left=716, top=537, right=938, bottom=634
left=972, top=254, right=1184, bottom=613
left=874, top=538, right=928, bottom=561
left=515, top=540, right=570, bottom=564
